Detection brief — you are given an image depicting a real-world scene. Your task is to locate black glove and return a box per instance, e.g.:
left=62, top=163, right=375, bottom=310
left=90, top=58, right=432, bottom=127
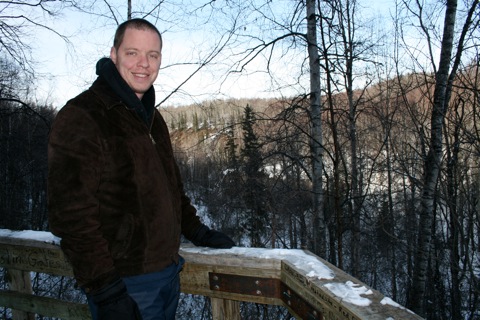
left=89, top=278, right=142, bottom=320
left=191, top=225, right=235, bottom=249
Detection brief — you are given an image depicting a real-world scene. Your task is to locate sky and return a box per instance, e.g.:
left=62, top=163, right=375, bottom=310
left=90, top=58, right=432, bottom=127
left=32, top=1, right=292, bottom=108
left=28, top=0, right=395, bottom=109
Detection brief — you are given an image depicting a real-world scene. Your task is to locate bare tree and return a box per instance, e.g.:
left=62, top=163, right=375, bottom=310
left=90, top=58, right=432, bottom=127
left=0, top=0, right=70, bottom=78
left=306, top=0, right=325, bottom=257
left=407, top=0, right=479, bottom=315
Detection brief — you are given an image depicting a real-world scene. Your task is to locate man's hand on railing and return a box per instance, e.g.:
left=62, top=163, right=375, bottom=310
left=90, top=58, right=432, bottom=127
left=89, top=278, right=143, bottom=320
left=190, top=225, right=235, bottom=249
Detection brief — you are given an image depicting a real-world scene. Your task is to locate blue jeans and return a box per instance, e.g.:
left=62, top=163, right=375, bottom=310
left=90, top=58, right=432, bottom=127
left=87, top=256, right=185, bottom=320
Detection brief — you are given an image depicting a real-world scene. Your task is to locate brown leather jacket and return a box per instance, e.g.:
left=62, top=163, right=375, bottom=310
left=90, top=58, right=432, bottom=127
left=48, top=77, right=202, bottom=292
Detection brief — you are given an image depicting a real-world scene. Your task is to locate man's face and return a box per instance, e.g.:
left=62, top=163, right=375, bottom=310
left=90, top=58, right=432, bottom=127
left=110, top=27, right=162, bottom=99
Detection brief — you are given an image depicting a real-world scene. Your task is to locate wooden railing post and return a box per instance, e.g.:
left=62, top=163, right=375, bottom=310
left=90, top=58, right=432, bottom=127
left=6, top=268, right=35, bottom=320
left=211, top=297, right=241, bottom=320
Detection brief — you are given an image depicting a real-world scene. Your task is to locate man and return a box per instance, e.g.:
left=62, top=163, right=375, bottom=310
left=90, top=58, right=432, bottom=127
left=48, top=18, right=235, bottom=320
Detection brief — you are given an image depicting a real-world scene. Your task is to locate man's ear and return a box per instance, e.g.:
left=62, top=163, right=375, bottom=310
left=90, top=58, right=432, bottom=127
left=110, top=47, right=117, bottom=64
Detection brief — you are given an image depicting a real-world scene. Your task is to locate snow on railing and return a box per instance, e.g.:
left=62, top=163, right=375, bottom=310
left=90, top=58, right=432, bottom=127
left=0, top=229, right=423, bottom=319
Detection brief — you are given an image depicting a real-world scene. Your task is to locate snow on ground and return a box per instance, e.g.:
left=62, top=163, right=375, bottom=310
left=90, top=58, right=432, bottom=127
left=474, top=254, right=480, bottom=279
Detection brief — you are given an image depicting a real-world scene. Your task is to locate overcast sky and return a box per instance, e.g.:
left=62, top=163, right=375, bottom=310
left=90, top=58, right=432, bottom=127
left=30, top=0, right=393, bottom=108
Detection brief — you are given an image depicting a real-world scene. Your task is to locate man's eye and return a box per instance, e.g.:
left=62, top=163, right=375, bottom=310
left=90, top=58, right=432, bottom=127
left=150, top=54, right=159, bottom=59
left=126, top=51, right=136, bottom=56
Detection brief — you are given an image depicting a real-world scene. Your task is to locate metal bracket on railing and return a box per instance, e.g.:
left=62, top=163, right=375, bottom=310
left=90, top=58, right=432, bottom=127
left=281, top=282, right=322, bottom=320
left=209, top=272, right=322, bottom=320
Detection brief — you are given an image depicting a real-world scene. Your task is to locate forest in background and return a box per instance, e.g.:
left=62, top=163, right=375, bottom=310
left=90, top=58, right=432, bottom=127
left=160, top=67, right=480, bottom=320
left=0, top=0, right=479, bottom=319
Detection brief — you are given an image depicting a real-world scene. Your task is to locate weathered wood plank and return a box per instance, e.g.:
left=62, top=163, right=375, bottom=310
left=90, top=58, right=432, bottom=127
left=180, top=245, right=282, bottom=307
left=211, top=297, right=241, bottom=320
left=0, top=241, right=73, bottom=276
left=179, top=246, right=283, bottom=272
left=0, top=290, right=90, bottom=320
left=7, top=269, right=34, bottom=320
left=180, top=262, right=283, bottom=306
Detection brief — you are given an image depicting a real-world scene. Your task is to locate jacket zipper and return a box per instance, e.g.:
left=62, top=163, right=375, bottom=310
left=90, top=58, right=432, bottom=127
left=149, top=133, right=156, bottom=145
left=122, top=104, right=157, bottom=145
left=149, top=111, right=178, bottom=251
left=148, top=114, right=156, bottom=145
left=143, top=109, right=178, bottom=249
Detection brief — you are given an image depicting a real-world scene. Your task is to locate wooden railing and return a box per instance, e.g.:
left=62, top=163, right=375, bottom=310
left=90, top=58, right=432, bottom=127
left=0, top=230, right=423, bottom=320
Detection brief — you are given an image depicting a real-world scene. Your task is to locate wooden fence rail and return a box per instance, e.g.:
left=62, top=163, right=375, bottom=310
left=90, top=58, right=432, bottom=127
left=0, top=230, right=423, bottom=320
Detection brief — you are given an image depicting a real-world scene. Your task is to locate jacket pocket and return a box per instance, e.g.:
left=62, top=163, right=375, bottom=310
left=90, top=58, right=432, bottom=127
left=110, top=214, right=135, bottom=259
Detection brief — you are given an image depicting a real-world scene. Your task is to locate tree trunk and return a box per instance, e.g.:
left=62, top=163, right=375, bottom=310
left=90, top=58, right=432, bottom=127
left=447, top=135, right=462, bottom=320
left=318, top=1, right=344, bottom=268
left=408, top=0, right=458, bottom=315
left=306, top=0, right=325, bottom=257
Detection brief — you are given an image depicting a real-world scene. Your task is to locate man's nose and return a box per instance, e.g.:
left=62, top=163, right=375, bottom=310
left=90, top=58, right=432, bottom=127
left=138, top=54, right=150, bottom=67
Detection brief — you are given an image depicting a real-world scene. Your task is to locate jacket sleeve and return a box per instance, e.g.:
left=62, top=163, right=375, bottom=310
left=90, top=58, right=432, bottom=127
left=176, top=161, right=204, bottom=240
left=48, top=103, right=118, bottom=292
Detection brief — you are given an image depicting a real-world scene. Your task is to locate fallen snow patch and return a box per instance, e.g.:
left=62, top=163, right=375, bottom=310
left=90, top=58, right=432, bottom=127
left=381, top=297, right=416, bottom=315
left=324, top=281, right=373, bottom=306
left=380, top=297, right=403, bottom=308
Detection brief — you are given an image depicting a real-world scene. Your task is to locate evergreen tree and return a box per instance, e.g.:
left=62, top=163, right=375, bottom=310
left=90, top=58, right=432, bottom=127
left=225, top=125, right=238, bottom=167
left=240, top=105, right=268, bottom=247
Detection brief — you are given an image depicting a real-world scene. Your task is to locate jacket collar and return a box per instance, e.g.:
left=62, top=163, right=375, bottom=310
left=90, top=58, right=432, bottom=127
left=93, top=57, right=156, bottom=125
left=89, top=76, right=125, bottom=110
